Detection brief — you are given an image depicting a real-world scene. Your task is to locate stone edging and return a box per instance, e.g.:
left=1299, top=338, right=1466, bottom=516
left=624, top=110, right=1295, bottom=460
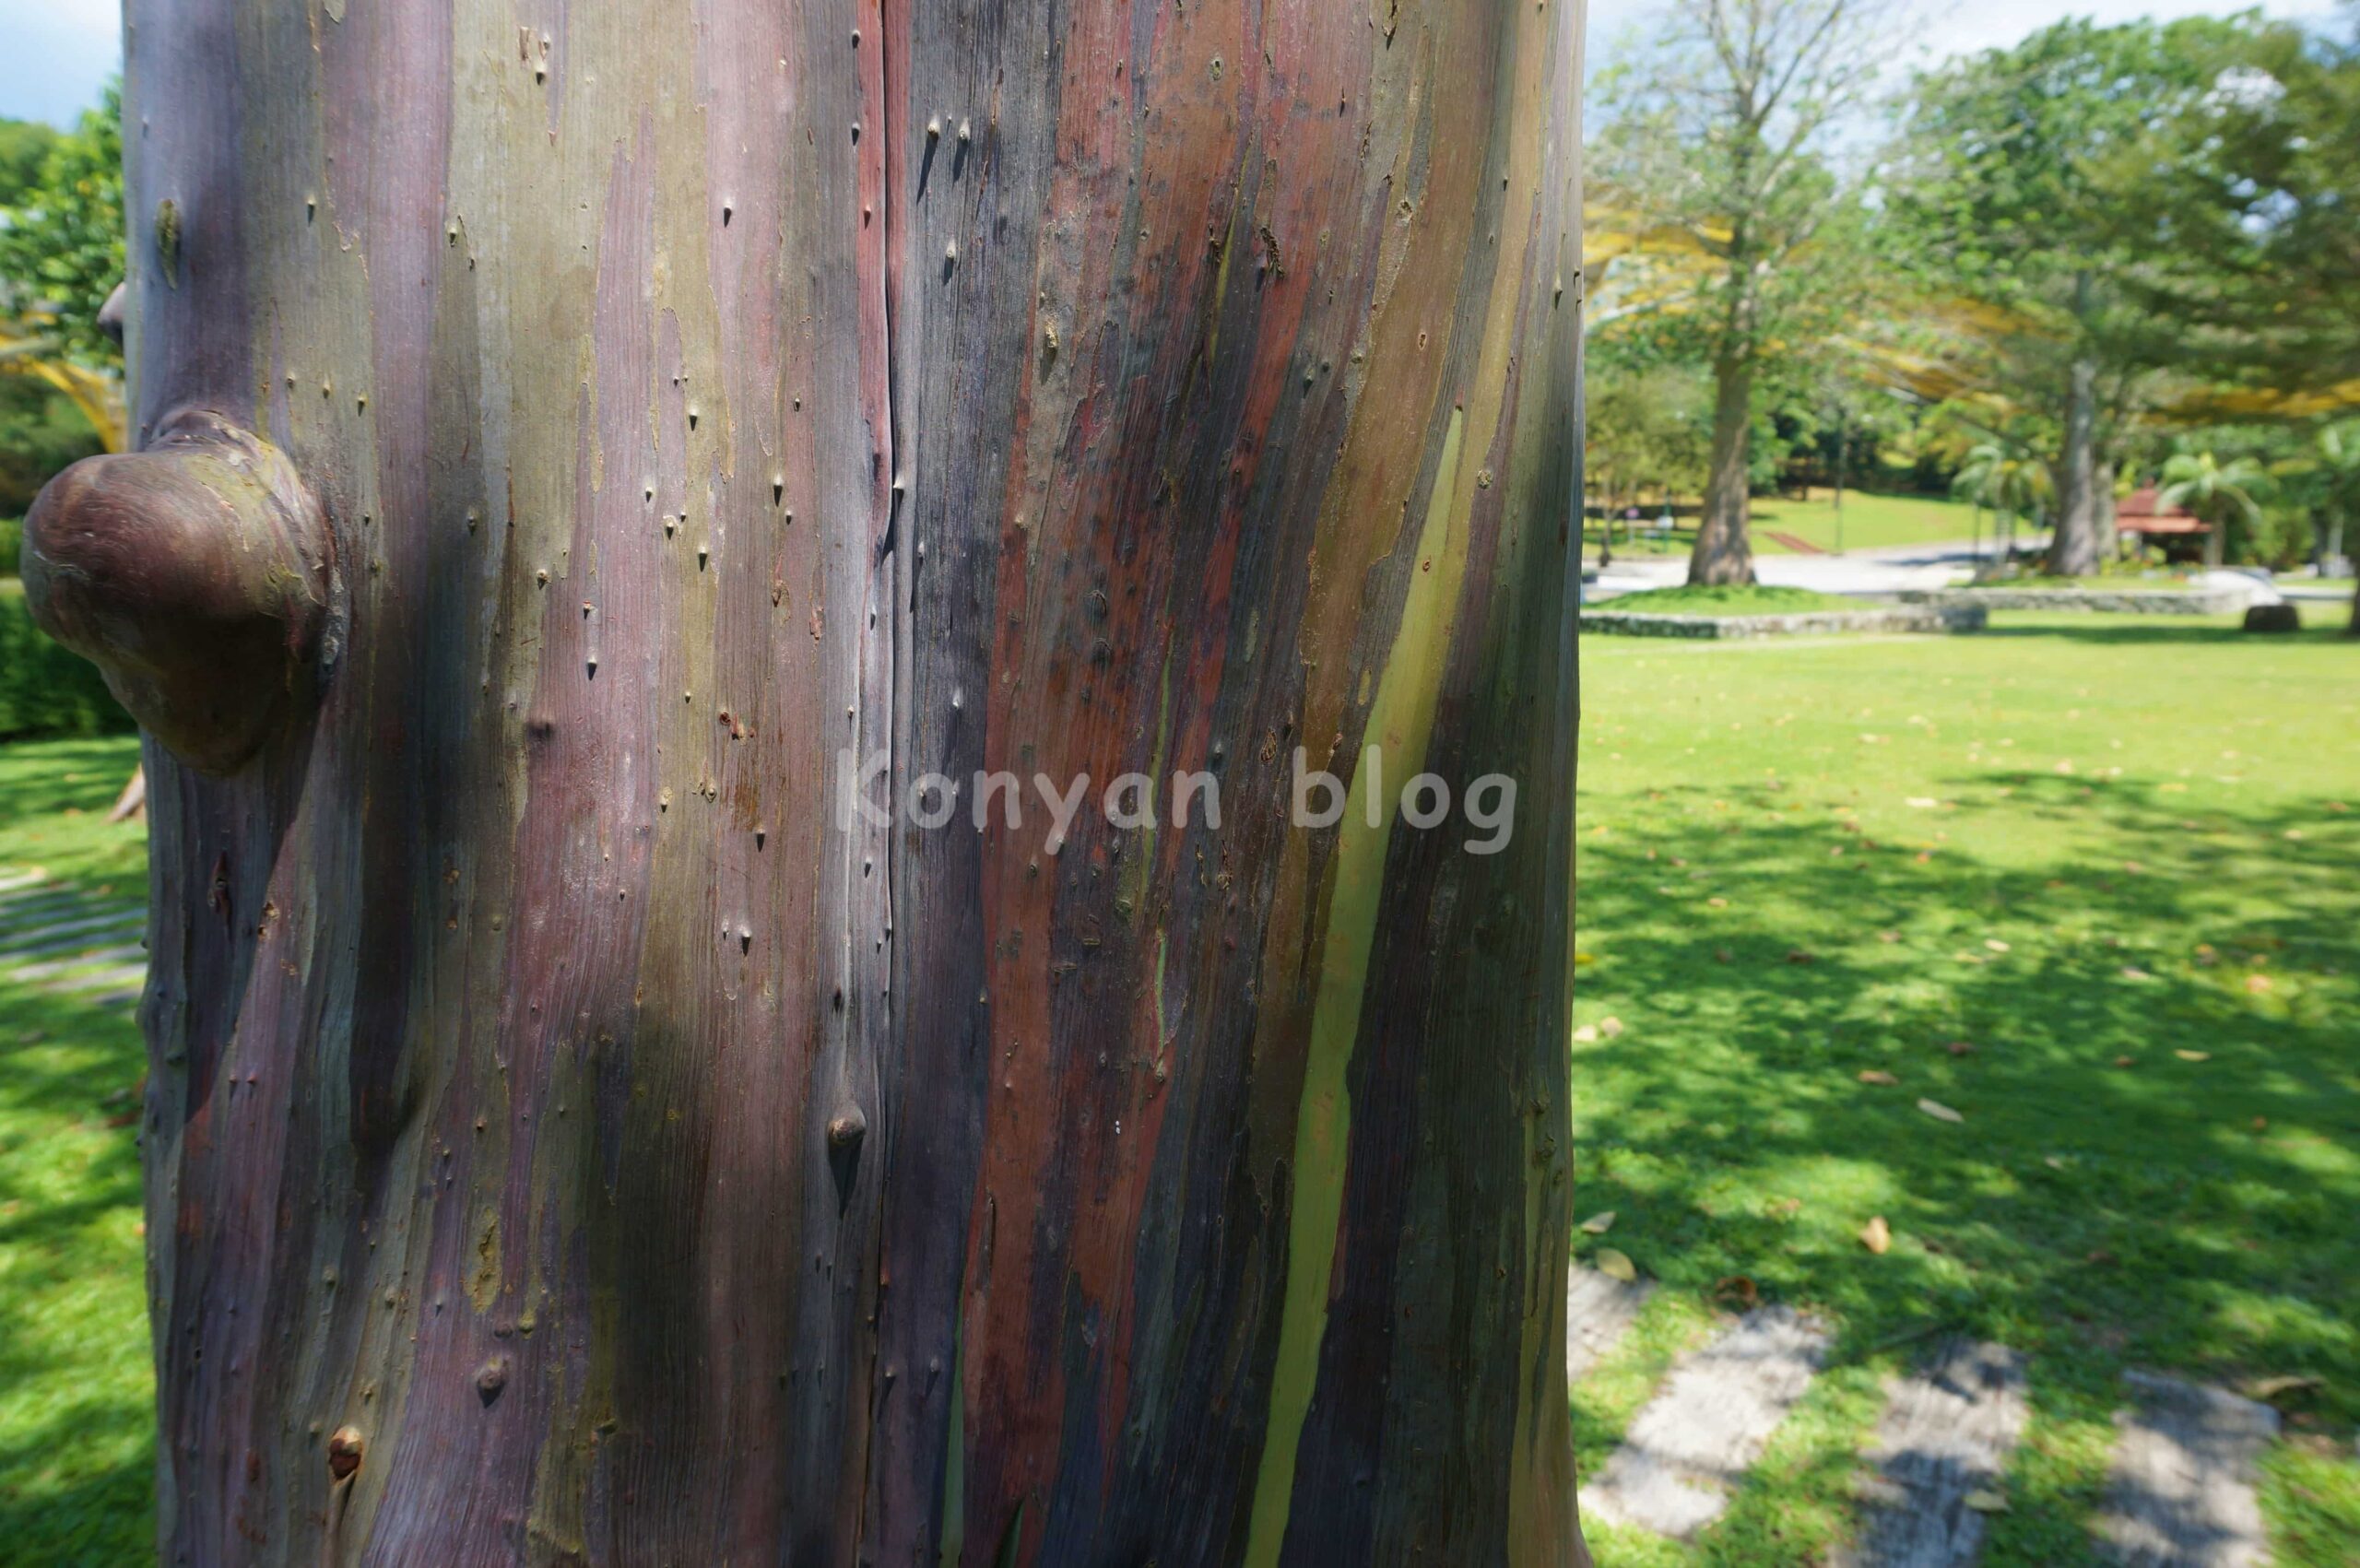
left=1579, top=604, right=1987, bottom=640
left=1902, top=586, right=2251, bottom=615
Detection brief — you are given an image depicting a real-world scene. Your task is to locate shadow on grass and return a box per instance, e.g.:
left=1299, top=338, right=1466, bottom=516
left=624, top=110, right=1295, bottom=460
left=0, top=738, right=145, bottom=837
left=1572, top=767, right=2359, bottom=1561
left=1572, top=769, right=2359, bottom=1401
left=1975, top=619, right=2355, bottom=648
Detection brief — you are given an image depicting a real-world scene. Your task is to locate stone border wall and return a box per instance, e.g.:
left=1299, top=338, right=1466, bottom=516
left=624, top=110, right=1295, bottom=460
left=1901, top=586, right=2251, bottom=615
left=1579, top=604, right=1988, bottom=640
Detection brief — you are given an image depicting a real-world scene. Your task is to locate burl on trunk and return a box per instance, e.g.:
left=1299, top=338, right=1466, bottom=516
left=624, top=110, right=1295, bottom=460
left=26, top=0, right=1587, bottom=1562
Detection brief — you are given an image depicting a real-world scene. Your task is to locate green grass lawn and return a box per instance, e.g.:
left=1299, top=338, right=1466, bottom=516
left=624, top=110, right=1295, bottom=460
left=0, top=736, right=152, bottom=1565
left=1574, top=607, right=2360, bottom=1566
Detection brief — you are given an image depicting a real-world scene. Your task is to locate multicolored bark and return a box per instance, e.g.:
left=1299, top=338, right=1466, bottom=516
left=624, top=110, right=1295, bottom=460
left=39, top=0, right=1586, bottom=1560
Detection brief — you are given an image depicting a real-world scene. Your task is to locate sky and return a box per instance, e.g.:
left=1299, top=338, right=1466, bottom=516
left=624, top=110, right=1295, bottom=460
left=0, top=0, right=2344, bottom=126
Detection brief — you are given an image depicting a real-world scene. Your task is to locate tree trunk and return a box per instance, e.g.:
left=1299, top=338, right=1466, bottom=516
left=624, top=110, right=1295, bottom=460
left=2047, top=354, right=2100, bottom=577
left=2093, top=458, right=2118, bottom=564
left=2348, top=572, right=2358, bottom=636
left=1688, top=354, right=1754, bottom=585
left=28, top=1, right=1587, bottom=1563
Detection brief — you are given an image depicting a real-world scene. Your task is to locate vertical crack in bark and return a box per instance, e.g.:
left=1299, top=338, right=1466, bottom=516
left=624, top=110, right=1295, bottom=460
left=856, top=0, right=906, bottom=1550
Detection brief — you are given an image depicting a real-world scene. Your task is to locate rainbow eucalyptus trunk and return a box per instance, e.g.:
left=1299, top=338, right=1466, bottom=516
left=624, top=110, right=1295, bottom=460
left=30, top=0, right=1587, bottom=1562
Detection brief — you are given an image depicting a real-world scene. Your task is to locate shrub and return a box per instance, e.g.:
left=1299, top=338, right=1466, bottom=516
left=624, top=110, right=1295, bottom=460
left=0, top=580, right=129, bottom=740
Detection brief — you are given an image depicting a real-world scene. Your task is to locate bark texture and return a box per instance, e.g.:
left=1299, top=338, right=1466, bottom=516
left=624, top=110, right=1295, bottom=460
left=48, top=0, right=1586, bottom=1562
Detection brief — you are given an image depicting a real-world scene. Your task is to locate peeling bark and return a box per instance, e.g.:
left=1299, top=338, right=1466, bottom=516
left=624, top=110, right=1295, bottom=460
left=49, top=0, right=1587, bottom=1562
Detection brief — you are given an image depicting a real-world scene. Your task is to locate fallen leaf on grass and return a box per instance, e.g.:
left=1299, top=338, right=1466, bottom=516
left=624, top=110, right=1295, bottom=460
left=1859, top=1216, right=1892, bottom=1255
left=1786, top=949, right=1817, bottom=965
left=1917, top=1099, right=1965, bottom=1125
left=2174, top=1049, right=2211, bottom=1063
left=2120, top=966, right=2153, bottom=981
left=1599, top=1017, right=1625, bottom=1039
left=1572, top=1025, right=1599, bottom=1044
left=1579, top=1210, right=1617, bottom=1234
left=1945, top=1041, right=1975, bottom=1057
left=1964, top=1490, right=2009, bottom=1515
left=1594, top=1248, right=1637, bottom=1283
left=1906, top=797, right=1939, bottom=808
left=1858, top=1069, right=1900, bottom=1086
left=2244, top=973, right=2274, bottom=995
left=1984, top=938, right=2011, bottom=953
left=1877, top=931, right=1901, bottom=944
left=1712, top=1275, right=1760, bottom=1311
left=2114, top=1055, right=2137, bottom=1068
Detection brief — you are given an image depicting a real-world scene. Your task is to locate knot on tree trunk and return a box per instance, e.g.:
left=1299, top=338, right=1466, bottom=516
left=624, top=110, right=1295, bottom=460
left=24, top=407, right=333, bottom=774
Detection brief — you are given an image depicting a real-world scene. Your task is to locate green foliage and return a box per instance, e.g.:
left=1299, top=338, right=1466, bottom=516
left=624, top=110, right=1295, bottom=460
left=0, top=120, right=60, bottom=210
left=0, top=86, right=124, bottom=370
left=0, top=375, right=102, bottom=519
left=0, top=584, right=129, bottom=743
left=1587, top=357, right=1713, bottom=505
left=2102, top=9, right=2360, bottom=397
left=1951, top=442, right=2053, bottom=522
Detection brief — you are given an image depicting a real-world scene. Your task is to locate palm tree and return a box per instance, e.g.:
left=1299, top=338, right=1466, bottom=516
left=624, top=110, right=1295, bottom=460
left=2159, top=451, right=2269, bottom=571
left=1952, top=443, right=2054, bottom=573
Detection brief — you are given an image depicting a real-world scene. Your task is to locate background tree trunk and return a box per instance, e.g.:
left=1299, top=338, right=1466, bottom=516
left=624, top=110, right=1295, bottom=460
left=40, top=0, right=1587, bottom=1562
left=1687, top=354, right=1755, bottom=584
left=2047, top=354, right=2100, bottom=576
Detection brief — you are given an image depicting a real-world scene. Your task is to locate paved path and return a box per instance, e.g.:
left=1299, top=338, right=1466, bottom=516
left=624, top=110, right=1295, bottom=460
left=1582, top=1305, right=1832, bottom=1539
left=2096, top=1373, right=2279, bottom=1568
left=0, top=867, right=147, bottom=1011
left=1587, top=539, right=2304, bottom=608
left=1835, top=1340, right=2029, bottom=1568
left=1565, top=1267, right=1653, bottom=1385
left=1562, top=1300, right=2281, bottom=1566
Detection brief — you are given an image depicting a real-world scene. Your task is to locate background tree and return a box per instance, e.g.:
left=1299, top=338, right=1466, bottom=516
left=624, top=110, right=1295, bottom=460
left=1584, top=355, right=1711, bottom=530
left=0, top=85, right=124, bottom=369
left=0, top=85, right=124, bottom=474
left=22, top=2, right=1589, bottom=1563
left=1893, top=16, right=2267, bottom=576
left=1588, top=0, right=1888, bottom=585
left=2095, top=2, right=2360, bottom=622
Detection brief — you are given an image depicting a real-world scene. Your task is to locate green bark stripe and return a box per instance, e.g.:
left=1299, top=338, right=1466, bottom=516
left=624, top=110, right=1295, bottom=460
left=1242, top=408, right=1470, bottom=1568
